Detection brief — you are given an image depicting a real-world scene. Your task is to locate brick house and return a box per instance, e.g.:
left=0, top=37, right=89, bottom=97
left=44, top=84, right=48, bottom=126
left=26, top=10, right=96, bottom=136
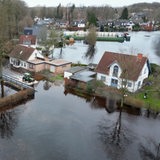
left=19, top=35, right=37, bottom=47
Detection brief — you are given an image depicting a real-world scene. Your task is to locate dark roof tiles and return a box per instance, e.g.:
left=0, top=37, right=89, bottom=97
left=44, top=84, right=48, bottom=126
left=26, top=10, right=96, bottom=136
left=96, top=51, right=148, bottom=81
left=19, top=35, right=36, bottom=45
left=9, top=45, right=35, bottom=61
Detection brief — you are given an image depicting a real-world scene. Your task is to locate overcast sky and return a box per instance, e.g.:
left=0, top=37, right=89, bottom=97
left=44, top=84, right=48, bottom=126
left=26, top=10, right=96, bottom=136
left=24, top=0, right=160, bottom=7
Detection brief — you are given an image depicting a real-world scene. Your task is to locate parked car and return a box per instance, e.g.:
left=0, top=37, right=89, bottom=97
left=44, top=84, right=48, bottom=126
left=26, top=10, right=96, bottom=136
left=22, top=72, right=34, bottom=83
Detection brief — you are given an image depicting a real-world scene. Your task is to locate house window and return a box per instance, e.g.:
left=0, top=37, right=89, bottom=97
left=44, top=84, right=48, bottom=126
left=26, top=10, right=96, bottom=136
left=128, top=82, right=132, bottom=87
left=112, top=65, right=119, bottom=77
left=111, top=79, right=118, bottom=87
left=13, top=60, right=20, bottom=66
left=138, top=81, right=141, bottom=88
left=144, top=68, right=147, bottom=74
left=29, top=63, right=34, bottom=69
left=101, top=76, right=106, bottom=81
left=23, top=40, right=31, bottom=45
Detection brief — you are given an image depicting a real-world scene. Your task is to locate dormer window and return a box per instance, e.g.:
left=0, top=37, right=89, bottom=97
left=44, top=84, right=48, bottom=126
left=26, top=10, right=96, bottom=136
left=112, top=65, right=119, bottom=77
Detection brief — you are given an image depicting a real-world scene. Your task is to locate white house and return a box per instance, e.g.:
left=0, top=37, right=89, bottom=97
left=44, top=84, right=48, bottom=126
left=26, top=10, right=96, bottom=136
left=9, top=44, right=44, bottom=70
left=9, top=44, right=72, bottom=73
left=96, top=51, right=150, bottom=92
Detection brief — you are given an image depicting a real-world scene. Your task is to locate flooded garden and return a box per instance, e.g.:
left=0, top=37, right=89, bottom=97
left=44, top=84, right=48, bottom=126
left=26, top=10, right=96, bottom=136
left=0, top=81, right=160, bottom=160
left=0, top=31, right=160, bottom=160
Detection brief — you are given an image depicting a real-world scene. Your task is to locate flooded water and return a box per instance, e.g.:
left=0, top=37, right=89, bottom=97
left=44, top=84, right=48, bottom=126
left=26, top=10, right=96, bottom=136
left=0, top=81, right=160, bottom=160
left=1, top=31, right=160, bottom=160
left=1, top=85, right=17, bottom=97
left=53, top=31, right=160, bottom=65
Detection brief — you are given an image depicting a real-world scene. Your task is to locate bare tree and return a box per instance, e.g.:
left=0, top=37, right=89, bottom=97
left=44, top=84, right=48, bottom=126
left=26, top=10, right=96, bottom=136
left=0, top=0, right=27, bottom=97
left=18, top=15, right=33, bottom=30
left=84, top=26, right=97, bottom=61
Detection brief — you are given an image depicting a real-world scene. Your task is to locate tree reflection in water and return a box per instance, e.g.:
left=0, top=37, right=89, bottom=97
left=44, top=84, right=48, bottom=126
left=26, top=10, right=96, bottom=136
left=0, top=110, right=17, bottom=138
left=43, top=81, right=52, bottom=90
left=97, top=107, right=135, bottom=160
left=139, top=139, right=160, bottom=160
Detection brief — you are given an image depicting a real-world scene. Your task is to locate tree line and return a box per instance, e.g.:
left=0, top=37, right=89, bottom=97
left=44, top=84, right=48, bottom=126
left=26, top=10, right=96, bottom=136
left=0, top=1, right=160, bottom=44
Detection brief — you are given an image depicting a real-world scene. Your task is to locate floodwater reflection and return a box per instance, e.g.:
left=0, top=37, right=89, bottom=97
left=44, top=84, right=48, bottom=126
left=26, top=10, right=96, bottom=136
left=0, top=110, right=18, bottom=138
left=65, top=87, right=142, bottom=115
left=139, top=139, right=160, bottom=160
left=97, top=108, right=136, bottom=160
left=65, top=87, right=160, bottom=160
left=0, top=82, right=159, bottom=160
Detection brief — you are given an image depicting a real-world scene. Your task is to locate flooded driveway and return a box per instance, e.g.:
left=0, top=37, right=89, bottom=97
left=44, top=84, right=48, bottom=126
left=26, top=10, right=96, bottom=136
left=0, top=81, right=160, bottom=160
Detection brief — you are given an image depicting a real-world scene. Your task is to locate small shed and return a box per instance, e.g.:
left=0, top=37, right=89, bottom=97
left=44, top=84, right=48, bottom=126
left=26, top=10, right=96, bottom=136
left=64, top=66, right=86, bottom=79
left=47, top=59, right=72, bottom=74
left=70, top=70, right=96, bottom=83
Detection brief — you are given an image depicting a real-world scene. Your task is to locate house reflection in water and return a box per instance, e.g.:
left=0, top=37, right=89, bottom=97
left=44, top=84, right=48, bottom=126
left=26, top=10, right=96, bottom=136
left=64, top=87, right=141, bottom=115
left=90, top=96, right=118, bottom=113
left=91, top=96, right=142, bottom=115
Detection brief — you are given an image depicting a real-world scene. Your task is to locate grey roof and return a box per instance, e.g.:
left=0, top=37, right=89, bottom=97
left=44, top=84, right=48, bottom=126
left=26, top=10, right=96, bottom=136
left=66, top=66, right=86, bottom=73
left=71, top=70, right=96, bottom=83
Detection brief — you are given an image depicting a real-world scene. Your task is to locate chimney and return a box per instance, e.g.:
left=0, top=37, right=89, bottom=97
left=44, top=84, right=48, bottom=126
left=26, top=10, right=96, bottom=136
left=137, top=53, right=143, bottom=61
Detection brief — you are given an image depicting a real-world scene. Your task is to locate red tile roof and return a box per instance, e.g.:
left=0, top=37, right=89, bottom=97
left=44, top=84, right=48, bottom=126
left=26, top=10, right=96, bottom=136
left=9, top=45, right=35, bottom=61
left=19, top=35, right=36, bottom=45
left=96, top=51, right=148, bottom=81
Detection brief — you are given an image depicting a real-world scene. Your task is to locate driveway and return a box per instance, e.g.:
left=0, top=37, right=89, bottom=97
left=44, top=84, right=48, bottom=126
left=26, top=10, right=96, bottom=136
left=2, top=67, right=23, bottom=81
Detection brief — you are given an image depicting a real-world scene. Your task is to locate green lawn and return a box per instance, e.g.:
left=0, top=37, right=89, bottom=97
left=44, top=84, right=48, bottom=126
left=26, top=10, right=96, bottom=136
left=49, top=74, right=63, bottom=82
left=134, top=63, right=160, bottom=111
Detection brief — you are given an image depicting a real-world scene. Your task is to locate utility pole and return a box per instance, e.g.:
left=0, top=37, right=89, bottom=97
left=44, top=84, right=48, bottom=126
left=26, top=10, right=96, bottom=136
left=0, top=58, right=4, bottom=97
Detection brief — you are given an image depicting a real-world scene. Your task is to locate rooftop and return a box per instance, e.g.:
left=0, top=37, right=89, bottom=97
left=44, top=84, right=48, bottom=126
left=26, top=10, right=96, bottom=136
left=66, top=66, right=86, bottom=73
left=71, top=70, right=96, bottom=82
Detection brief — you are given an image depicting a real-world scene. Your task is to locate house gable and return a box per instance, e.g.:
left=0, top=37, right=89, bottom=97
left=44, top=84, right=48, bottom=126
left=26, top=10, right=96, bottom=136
left=108, top=61, right=122, bottom=78
left=28, top=50, right=44, bottom=61
left=19, top=35, right=37, bottom=46
left=96, top=51, right=148, bottom=81
left=9, top=45, right=35, bottom=61
left=96, top=51, right=149, bottom=92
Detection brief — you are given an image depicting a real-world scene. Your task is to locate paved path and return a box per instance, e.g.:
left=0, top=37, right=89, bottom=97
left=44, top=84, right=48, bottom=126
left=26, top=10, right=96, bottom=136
left=2, top=67, right=23, bottom=81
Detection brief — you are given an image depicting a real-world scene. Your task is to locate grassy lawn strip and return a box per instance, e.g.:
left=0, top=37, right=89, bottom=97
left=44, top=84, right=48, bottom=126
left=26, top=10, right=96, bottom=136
left=48, top=74, right=64, bottom=82
left=135, top=91, right=160, bottom=111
